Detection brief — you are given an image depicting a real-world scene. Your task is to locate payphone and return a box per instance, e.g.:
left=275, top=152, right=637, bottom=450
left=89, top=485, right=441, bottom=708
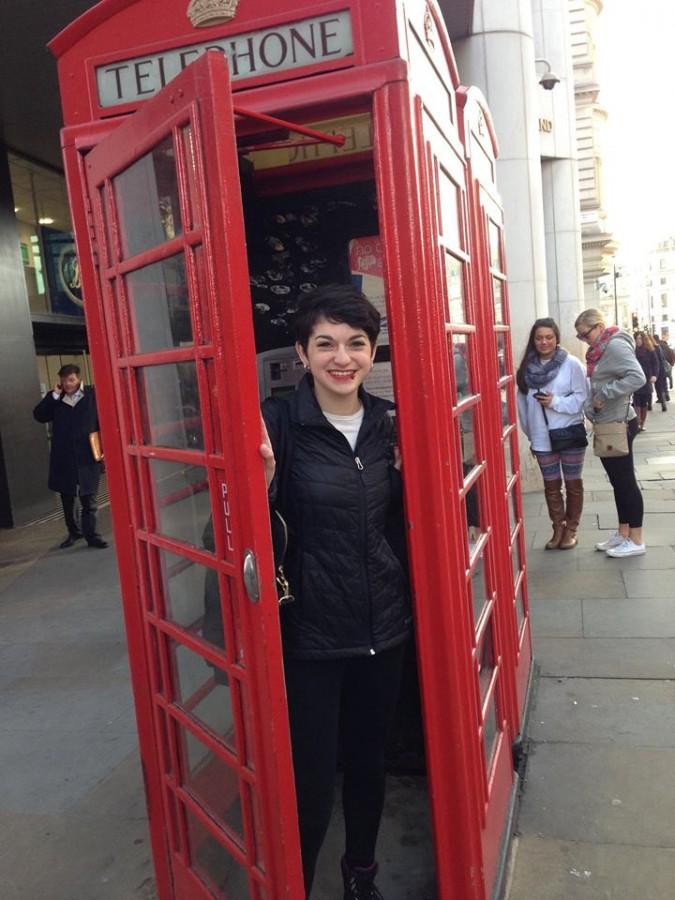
left=50, top=2, right=533, bottom=898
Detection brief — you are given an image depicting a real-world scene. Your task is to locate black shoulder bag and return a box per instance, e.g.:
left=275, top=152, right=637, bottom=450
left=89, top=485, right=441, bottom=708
left=540, top=403, right=588, bottom=452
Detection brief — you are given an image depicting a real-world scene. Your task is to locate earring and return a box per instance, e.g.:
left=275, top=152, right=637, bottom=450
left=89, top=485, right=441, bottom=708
left=303, top=364, right=310, bottom=371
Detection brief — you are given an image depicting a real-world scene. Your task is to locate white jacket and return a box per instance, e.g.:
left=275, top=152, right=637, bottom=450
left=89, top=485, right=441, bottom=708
left=517, top=354, right=588, bottom=452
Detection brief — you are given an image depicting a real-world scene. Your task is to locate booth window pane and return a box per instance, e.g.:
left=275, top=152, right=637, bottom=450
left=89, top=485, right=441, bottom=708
left=508, top=490, right=519, bottom=537
left=179, top=724, right=243, bottom=842
left=500, top=386, right=512, bottom=432
left=452, top=334, right=472, bottom=402
left=493, top=277, right=504, bottom=323
left=478, top=620, right=495, bottom=701
left=438, top=168, right=461, bottom=248
left=139, top=361, right=204, bottom=450
left=504, top=435, right=514, bottom=486
left=471, top=551, right=489, bottom=626
left=512, top=541, right=522, bottom=586
left=149, top=459, right=211, bottom=548
left=126, top=255, right=192, bottom=353
left=496, top=332, right=507, bottom=379
left=516, top=583, right=527, bottom=633
left=444, top=252, right=465, bottom=323
left=182, top=125, right=203, bottom=230
left=482, top=692, right=499, bottom=768
left=185, top=805, right=251, bottom=900
left=170, top=639, right=236, bottom=753
left=459, top=407, right=477, bottom=469
left=464, top=466, right=483, bottom=551
left=159, top=549, right=229, bottom=655
left=488, top=220, right=502, bottom=271
left=114, top=135, right=183, bottom=258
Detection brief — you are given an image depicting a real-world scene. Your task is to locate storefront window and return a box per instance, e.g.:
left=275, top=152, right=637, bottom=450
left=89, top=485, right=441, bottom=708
left=9, top=154, right=82, bottom=319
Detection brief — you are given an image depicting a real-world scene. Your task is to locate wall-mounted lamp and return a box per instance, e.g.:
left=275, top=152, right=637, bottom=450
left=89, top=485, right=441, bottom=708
left=535, top=58, right=560, bottom=91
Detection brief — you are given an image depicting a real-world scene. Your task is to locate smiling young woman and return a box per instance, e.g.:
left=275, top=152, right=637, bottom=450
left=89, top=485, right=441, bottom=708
left=259, top=284, right=409, bottom=899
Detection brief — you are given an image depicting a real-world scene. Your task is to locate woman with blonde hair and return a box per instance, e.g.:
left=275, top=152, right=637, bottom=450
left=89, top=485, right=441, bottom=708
left=575, top=309, right=647, bottom=557
left=517, top=317, right=588, bottom=549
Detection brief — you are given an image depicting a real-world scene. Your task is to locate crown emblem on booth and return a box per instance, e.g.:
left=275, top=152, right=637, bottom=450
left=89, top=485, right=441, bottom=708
left=187, top=0, right=239, bottom=28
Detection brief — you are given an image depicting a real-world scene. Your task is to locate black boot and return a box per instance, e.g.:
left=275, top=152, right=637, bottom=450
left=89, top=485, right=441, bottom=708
left=60, top=531, right=83, bottom=549
left=342, top=857, right=384, bottom=900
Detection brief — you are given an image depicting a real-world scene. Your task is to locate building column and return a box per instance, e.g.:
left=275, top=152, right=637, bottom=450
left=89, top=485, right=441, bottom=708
left=534, top=0, right=585, bottom=350
left=0, top=144, right=52, bottom=527
left=453, top=0, right=549, bottom=357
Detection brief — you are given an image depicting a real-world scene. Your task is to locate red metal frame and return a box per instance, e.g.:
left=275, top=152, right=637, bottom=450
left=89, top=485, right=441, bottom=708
left=458, top=86, right=533, bottom=735
left=52, top=3, right=533, bottom=899
left=77, top=53, right=305, bottom=898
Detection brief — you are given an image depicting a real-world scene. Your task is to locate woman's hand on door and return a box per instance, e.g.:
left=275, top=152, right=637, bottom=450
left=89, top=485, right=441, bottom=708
left=259, top=414, right=276, bottom=489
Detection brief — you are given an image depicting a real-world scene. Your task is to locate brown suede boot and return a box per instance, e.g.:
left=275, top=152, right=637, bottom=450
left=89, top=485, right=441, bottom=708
left=543, top=479, right=566, bottom=549
left=560, top=479, right=584, bottom=549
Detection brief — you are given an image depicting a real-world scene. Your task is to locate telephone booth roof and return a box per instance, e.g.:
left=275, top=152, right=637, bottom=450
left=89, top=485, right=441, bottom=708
left=49, top=0, right=462, bottom=127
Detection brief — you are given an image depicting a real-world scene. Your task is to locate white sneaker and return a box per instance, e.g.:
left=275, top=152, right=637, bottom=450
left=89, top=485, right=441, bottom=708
left=605, top=538, right=646, bottom=558
left=595, top=532, right=624, bottom=552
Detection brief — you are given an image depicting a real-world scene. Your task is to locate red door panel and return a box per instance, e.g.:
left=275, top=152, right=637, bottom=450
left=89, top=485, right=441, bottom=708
left=82, top=52, right=303, bottom=900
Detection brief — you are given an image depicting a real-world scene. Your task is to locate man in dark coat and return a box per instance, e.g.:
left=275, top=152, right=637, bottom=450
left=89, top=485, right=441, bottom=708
left=33, top=364, right=108, bottom=549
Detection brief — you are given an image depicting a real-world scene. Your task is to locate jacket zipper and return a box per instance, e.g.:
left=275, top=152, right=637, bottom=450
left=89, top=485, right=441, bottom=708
left=353, top=453, right=375, bottom=654
left=317, top=414, right=384, bottom=655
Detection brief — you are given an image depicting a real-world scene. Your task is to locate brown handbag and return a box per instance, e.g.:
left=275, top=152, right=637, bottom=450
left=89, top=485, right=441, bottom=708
left=593, top=421, right=629, bottom=458
left=89, top=431, right=104, bottom=462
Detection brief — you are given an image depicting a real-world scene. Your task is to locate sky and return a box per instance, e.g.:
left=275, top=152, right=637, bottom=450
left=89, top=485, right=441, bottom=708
left=595, top=1, right=675, bottom=263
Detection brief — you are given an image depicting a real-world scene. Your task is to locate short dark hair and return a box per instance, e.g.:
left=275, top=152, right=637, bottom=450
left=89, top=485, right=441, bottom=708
left=293, top=284, right=381, bottom=351
left=58, top=364, right=80, bottom=378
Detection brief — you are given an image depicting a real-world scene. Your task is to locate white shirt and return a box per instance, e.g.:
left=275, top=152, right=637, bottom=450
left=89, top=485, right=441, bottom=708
left=53, top=387, right=84, bottom=407
left=323, top=407, right=364, bottom=452
left=517, top=355, right=588, bottom=452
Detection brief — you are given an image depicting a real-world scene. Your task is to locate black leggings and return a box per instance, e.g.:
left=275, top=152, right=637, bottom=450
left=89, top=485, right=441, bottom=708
left=599, top=418, right=643, bottom=528
left=284, top=642, right=407, bottom=895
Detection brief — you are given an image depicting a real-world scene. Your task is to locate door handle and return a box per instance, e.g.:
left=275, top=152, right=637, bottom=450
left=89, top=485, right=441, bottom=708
left=242, top=549, right=260, bottom=603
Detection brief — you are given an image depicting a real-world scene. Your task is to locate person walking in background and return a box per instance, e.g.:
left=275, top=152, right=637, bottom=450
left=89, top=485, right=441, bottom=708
left=517, top=318, right=588, bottom=550
left=632, top=331, right=659, bottom=431
left=33, top=364, right=108, bottom=549
left=575, top=309, right=646, bottom=558
left=657, top=337, right=674, bottom=398
left=652, top=336, right=669, bottom=412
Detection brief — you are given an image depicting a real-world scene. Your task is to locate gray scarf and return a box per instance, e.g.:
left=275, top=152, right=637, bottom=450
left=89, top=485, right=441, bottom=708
left=524, top=347, right=567, bottom=390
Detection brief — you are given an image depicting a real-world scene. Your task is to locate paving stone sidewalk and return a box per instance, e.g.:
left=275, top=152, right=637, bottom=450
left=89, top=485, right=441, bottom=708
left=0, top=506, right=155, bottom=900
left=506, top=411, right=675, bottom=900
left=2, top=412, right=674, bottom=900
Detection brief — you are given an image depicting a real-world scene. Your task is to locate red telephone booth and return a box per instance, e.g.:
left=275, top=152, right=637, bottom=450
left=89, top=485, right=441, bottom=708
left=50, top=2, right=533, bottom=898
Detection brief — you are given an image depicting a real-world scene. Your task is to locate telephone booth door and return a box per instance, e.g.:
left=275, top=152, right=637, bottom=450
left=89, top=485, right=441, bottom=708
left=372, top=74, right=518, bottom=896
left=80, top=53, right=304, bottom=899
left=459, top=88, right=533, bottom=731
